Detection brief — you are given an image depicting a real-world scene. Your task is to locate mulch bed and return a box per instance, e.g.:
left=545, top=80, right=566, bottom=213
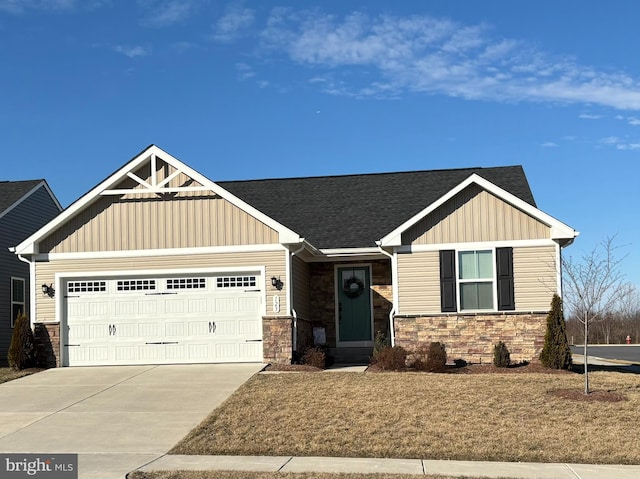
left=547, top=388, right=627, bottom=402
left=263, top=363, right=323, bottom=372
left=263, top=360, right=573, bottom=374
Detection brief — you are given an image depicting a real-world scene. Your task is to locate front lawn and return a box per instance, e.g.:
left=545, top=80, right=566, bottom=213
left=171, top=371, right=640, bottom=464
left=0, top=366, right=40, bottom=384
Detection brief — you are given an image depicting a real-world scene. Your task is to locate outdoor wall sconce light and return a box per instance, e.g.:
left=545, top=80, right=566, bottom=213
left=271, top=276, right=283, bottom=290
left=41, top=283, right=55, bottom=297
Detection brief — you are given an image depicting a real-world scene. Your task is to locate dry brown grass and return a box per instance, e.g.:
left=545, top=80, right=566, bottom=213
left=129, top=471, right=509, bottom=479
left=171, top=371, right=640, bottom=464
left=0, top=367, right=40, bottom=384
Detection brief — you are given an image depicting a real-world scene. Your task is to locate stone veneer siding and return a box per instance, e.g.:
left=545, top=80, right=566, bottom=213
left=34, top=322, right=60, bottom=368
left=394, top=312, right=547, bottom=364
left=262, top=316, right=292, bottom=364
left=309, top=260, right=392, bottom=347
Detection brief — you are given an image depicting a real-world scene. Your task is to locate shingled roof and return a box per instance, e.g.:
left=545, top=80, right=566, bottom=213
left=219, top=166, right=536, bottom=249
left=0, top=180, right=44, bottom=216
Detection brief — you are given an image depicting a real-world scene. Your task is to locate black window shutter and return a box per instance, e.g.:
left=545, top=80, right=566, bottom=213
left=440, top=250, right=457, bottom=312
left=496, top=247, right=515, bottom=311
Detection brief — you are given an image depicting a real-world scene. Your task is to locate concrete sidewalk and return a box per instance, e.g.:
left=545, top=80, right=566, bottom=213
left=137, top=455, right=640, bottom=479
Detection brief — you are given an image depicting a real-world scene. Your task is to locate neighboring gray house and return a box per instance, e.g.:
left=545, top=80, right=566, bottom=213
left=0, top=180, right=61, bottom=361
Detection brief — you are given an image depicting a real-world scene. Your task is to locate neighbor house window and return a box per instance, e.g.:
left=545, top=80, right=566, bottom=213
left=458, top=250, right=494, bottom=310
left=440, top=248, right=514, bottom=313
left=11, top=277, right=25, bottom=328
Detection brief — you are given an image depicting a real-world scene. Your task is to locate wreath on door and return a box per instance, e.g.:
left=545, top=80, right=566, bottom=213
left=343, top=276, right=365, bottom=299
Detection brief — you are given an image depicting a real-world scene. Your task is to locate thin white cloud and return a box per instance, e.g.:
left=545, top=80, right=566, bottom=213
left=617, top=143, right=640, bottom=150
left=541, top=142, right=558, bottom=148
left=628, top=117, right=640, bottom=125
left=138, top=0, right=199, bottom=28
left=211, top=3, right=254, bottom=43
left=579, top=113, right=602, bottom=119
left=171, top=41, right=198, bottom=53
left=235, top=62, right=255, bottom=80
left=113, top=45, right=152, bottom=58
left=600, top=136, right=640, bottom=151
left=0, top=0, right=105, bottom=14
left=234, top=9, right=640, bottom=109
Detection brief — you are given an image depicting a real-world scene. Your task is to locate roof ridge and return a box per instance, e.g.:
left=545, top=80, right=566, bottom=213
left=218, top=165, right=523, bottom=184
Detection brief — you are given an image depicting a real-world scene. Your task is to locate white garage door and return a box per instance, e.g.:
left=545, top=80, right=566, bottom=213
left=63, top=273, right=263, bottom=366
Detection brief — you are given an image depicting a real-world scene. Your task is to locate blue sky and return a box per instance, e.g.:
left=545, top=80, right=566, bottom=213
left=1, top=1, right=639, bottom=287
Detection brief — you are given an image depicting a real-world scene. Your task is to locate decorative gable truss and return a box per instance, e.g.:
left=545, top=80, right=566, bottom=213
left=100, top=151, right=211, bottom=197
left=14, top=145, right=301, bottom=256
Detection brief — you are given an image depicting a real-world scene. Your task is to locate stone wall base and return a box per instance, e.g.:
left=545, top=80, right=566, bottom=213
left=394, top=313, right=547, bottom=364
left=262, top=316, right=292, bottom=364
left=33, top=322, right=60, bottom=368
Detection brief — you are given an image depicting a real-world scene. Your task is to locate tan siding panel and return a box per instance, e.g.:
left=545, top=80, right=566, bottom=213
left=397, top=251, right=440, bottom=315
left=34, top=250, right=287, bottom=323
left=39, top=195, right=279, bottom=253
left=292, top=256, right=310, bottom=320
left=513, top=245, right=557, bottom=311
left=403, top=185, right=550, bottom=245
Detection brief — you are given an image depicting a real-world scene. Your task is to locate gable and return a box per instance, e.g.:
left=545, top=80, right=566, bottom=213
left=39, top=158, right=279, bottom=254
left=402, top=184, right=550, bottom=245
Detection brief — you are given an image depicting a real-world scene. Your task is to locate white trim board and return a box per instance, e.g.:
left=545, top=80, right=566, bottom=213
left=35, top=243, right=287, bottom=261
left=396, top=238, right=558, bottom=254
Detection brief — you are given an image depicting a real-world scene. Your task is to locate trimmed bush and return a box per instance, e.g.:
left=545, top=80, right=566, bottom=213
left=540, top=294, right=572, bottom=369
left=372, top=345, right=407, bottom=371
left=301, top=346, right=326, bottom=369
left=373, top=330, right=389, bottom=357
left=493, top=341, right=511, bottom=368
left=8, top=312, right=35, bottom=371
left=424, top=341, right=447, bottom=372
left=410, top=343, right=430, bottom=371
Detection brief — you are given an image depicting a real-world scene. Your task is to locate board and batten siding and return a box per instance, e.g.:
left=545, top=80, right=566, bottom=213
left=402, top=184, right=550, bottom=245
left=0, top=185, right=60, bottom=360
left=292, top=255, right=310, bottom=320
left=34, top=250, right=287, bottom=324
left=397, top=250, right=440, bottom=315
left=513, top=245, right=557, bottom=311
left=397, top=245, right=557, bottom=315
left=39, top=194, right=278, bottom=253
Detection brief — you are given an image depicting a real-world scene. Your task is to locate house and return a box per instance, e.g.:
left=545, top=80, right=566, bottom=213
left=13, top=145, right=577, bottom=367
left=1, top=180, right=61, bottom=361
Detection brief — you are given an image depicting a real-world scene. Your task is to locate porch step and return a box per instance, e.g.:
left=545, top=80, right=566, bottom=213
left=330, top=347, right=373, bottom=365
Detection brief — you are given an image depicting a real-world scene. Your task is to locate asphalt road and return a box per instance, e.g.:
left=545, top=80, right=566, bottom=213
left=571, top=345, right=640, bottom=364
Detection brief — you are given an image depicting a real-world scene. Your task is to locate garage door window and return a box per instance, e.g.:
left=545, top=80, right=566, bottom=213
left=167, top=278, right=206, bottom=290
left=68, top=281, right=107, bottom=293
left=116, top=279, right=156, bottom=292
left=216, top=276, right=257, bottom=288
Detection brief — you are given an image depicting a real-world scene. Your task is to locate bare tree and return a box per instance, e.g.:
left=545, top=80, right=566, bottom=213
left=562, top=236, right=632, bottom=394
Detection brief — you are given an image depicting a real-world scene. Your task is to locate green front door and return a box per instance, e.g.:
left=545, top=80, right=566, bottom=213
left=337, top=266, right=372, bottom=342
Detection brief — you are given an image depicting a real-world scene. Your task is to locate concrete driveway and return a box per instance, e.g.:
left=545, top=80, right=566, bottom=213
left=0, top=363, right=263, bottom=478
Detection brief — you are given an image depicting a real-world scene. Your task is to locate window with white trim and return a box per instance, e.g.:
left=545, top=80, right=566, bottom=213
left=68, top=281, right=107, bottom=293
left=116, top=279, right=156, bottom=292
left=440, top=247, right=515, bottom=313
left=11, top=277, right=25, bottom=328
left=216, top=276, right=257, bottom=288
left=458, top=250, right=494, bottom=310
left=167, top=278, right=206, bottom=290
